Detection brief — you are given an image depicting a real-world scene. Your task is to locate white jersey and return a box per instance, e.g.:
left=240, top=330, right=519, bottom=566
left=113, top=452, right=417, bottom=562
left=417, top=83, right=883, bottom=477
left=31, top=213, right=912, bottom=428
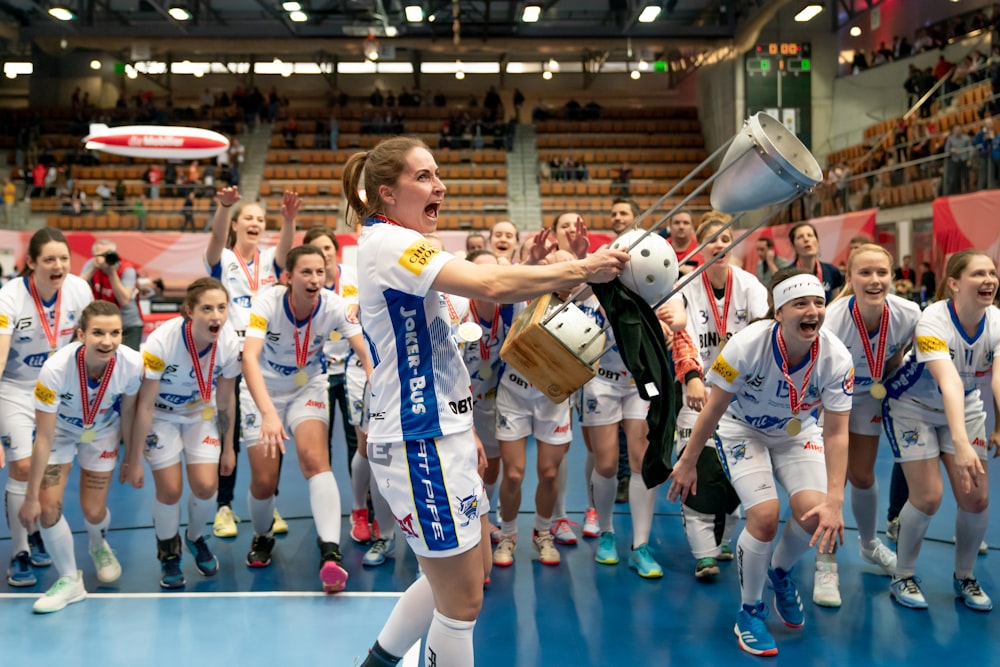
left=886, top=301, right=1000, bottom=409
left=324, top=263, right=359, bottom=376
left=0, top=275, right=93, bottom=385
left=140, top=317, right=242, bottom=417
left=206, top=246, right=280, bottom=341
left=357, top=218, right=474, bottom=442
left=34, top=342, right=143, bottom=437
left=577, top=295, right=632, bottom=386
left=707, top=320, right=854, bottom=434
left=824, top=294, right=920, bottom=397
left=461, top=301, right=515, bottom=403
left=246, top=287, right=361, bottom=393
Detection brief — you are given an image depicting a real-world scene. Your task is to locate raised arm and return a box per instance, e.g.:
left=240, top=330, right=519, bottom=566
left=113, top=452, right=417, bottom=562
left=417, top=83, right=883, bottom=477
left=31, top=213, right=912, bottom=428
left=205, top=186, right=242, bottom=268
left=274, top=191, right=301, bottom=272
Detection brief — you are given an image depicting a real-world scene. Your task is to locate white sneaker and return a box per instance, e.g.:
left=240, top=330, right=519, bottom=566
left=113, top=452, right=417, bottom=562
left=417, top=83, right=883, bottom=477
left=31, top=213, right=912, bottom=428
left=813, top=558, right=842, bottom=608
left=89, top=539, right=122, bottom=583
left=886, top=518, right=899, bottom=544
left=860, top=537, right=897, bottom=576
left=33, top=570, right=86, bottom=614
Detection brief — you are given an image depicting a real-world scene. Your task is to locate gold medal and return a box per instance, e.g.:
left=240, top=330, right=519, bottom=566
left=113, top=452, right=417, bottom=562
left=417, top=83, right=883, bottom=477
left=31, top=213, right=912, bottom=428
left=202, top=405, right=215, bottom=421
left=329, top=331, right=342, bottom=342
left=785, top=417, right=802, bottom=436
left=458, top=321, right=483, bottom=343
left=869, top=382, right=886, bottom=400
left=479, top=362, right=493, bottom=380
left=80, top=427, right=96, bottom=444
left=294, top=369, right=309, bottom=386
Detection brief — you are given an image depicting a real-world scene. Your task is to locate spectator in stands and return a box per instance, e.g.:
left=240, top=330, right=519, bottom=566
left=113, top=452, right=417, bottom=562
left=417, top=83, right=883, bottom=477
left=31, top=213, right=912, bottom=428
left=180, top=190, right=196, bottom=232
left=668, top=209, right=703, bottom=277
left=369, top=87, right=384, bottom=107
left=944, top=124, right=972, bottom=195
left=918, top=261, right=936, bottom=303
left=200, top=88, right=214, bottom=117
left=484, top=86, right=502, bottom=123
left=904, top=65, right=922, bottom=108
left=513, top=88, right=525, bottom=120
left=95, top=181, right=111, bottom=205
left=329, top=115, right=339, bottom=150
left=228, top=161, right=240, bottom=187
left=202, top=163, right=216, bottom=198
left=829, top=161, right=851, bottom=213
left=44, top=165, right=58, bottom=198
left=79, top=240, right=144, bottom=350
left=2, top=177, right=15, bottom=226
left=229, top=137, right=245, bottom=168
left=144, top=164, right=163, bottom=199
left=283, top=119, right=298, bottom=148
left=972, top=117, right=997, bottom=190
left=575, top=160, right=589, bottom=181
left=912, top=29, right=934, bottom=53
left=565, top=98, right=582, bottom=120
left=852, top=49, right=869, bottom=73
left=616, top=162, right=633, bottom=197
left=133, top=198, right=147, bottom=231
left=894, top=254, right=917, bottom=299
left=187, top=161, right=200, bottom=193
left=114, top=179, right=126, bottom=204
left=755, top=236, right=790, bottom=287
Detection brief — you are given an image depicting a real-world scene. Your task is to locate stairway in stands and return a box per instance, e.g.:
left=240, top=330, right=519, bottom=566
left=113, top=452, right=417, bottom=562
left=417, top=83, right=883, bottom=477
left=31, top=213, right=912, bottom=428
left=237, top=123, right=272, bottom=203
left=505, top=124, right=543, bottom=231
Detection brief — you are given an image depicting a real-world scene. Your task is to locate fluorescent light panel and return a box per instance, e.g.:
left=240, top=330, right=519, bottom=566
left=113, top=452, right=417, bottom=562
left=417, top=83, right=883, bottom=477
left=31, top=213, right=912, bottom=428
left=638, top=5, right=661, bottom=22
left=48, top=6, right=75, bottom=20
left=168, top=6, right=192, bottom=20
left=521, top=5, right=541, bottom=22
left=282, top=2, right=302, bottom=10
left=289, top=10, right=308, bottom=22
left=794, top=4, right=823, bottom=22
left=405, top=5, right=424, bottom=22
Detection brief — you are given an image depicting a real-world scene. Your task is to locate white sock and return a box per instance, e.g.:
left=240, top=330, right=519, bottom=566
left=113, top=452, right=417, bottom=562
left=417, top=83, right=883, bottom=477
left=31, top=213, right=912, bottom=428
left=187, top=492, right=217, bottom=542
left=351, top=450, right=371, bottom=510
left=369, top=477, right=395, bottom=540
left=500, top=519, right=517, bottom=536
left=737, top=529, right=774, bottom=606
left=585, top=450, right=595, bottom=508
left=591, top=471, right=617, bottom=533
left=851, top=482, right=880, bottom=545
left=629, top=476, right=656, bottom=548
left=955, top=508, right=989, bottom=579
left=552, top=456, right=569, bottom=520
left=247, top=490, right=276, bottom=536
left=771, top=519, right=813, bottom=573
left=376, top=575, right=435, bottom=657
left=84, top=506, right=111, bottom=549
left=895, top=501, right=932, bottom=577
left=681, top=505, right=720, bottom=558
left=5, top=478, right=29, bottom=554
left=153, top=500, right=181, bottom=541
left=425, top=609, right=476, bottom=667
left=40, top=515, right=77, bottom=578
left=308, top=471, right=342, bottom=543
left=533, top=513, right=551, bottom=534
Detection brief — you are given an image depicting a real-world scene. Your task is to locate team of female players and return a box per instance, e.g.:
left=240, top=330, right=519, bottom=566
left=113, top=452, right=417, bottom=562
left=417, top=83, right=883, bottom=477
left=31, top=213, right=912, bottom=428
left=1, top=135, right=997, bottom=666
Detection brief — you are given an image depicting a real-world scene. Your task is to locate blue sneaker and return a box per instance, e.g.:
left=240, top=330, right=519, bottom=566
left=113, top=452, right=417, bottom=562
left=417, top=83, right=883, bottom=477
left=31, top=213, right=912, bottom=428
left=768, top=567, right=804, bottom=628
left=185, top=536, right=219, bottom=577
left=362, top=538, right=395, bottom=567
left=595, top=531, right=619, bottom=565
left=734, top=601, right=778, bottom=656
left=160, top=555, right=185, bottom=590
left=954, top=575, right=993, bottom=612
left=628, top=543, right=663, bottom=579
left=890, top=575, right=927, bottom=609
left=7, top=552, right=37, bottom=587
left=28, top=532, right=52, bottom=567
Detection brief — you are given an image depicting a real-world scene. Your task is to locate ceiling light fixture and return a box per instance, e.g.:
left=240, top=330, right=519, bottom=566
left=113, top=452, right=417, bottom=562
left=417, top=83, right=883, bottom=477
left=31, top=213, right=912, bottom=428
left=630, top=69, right=641, bottom=80
left=282, top=1, right=302, bottom=10
left=48, top=6, right=76, bottom=21
left=289, top=10, right=308, bottom=22
left=363, top=34, right=380, bottom=61
left=168, top=5, right=192, bottom=20
left=90, top=59, right=101, bottom=70
left=521, top=5, right=541, bottom=22
left=638, top=5, right=662, bottom=23
left=849, top=25, right=862, bottom=36
left=542, top=70, right=552, bottom=80
left=405, top=5, right=424, bottom=22
left=455, top=61, right=465, bottom=79
left=794, top=3, right=823, bottom=22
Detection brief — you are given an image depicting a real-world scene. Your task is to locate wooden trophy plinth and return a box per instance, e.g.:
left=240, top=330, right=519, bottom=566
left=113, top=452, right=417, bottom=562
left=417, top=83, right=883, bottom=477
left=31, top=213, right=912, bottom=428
left=500, top=293, right=606, bottom=403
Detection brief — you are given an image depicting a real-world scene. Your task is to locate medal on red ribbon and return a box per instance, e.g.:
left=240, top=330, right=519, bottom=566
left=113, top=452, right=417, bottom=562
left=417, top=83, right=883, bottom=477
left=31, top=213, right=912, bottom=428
left=701, top=268, right=733, bottom=352
left=289, top=294, right=314, bottom=387
left=235, top=249, right=260, bottom=297
left=184, top=321, right=218, bottom=420
left=28, top=276, right=61, bottom=353
left=77, top=346, right=115, bottom=443
left=469, top=300, right=501, bottom=380
left=776, top=328, right=820, bottom=436
left=850, top=299, right=889, bottom=400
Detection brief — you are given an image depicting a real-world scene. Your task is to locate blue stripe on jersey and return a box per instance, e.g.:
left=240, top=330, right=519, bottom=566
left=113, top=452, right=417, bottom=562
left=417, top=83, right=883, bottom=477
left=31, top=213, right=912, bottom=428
left=769, top=324, right=813, bottom=373
left=713, top=432, right=732, bottom=481
left=208, top=261, right=222, bottom=280
left=363, top=329, right=380, bottom=367
left=385, top=288, right=442, bottom=438
left=405, top=438, right=459, bottom=551
left=882, top=400, right=902, bottom=458
left=948, top=299, right=985, bottom=345
left=885, top=356, right=925, bottom=400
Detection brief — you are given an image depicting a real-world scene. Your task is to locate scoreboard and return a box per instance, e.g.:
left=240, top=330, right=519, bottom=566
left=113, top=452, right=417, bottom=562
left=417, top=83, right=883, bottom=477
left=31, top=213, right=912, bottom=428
left=745, top=42, right=812, bottom=147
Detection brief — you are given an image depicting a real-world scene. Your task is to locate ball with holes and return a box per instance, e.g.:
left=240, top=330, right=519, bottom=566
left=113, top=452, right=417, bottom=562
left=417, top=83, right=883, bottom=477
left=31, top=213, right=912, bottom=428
left=610, top=229, right=679, bottom=306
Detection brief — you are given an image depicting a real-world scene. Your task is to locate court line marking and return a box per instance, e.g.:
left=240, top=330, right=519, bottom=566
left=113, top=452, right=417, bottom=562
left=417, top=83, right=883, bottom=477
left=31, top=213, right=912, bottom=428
left=0, top=591, right=403, bottom=599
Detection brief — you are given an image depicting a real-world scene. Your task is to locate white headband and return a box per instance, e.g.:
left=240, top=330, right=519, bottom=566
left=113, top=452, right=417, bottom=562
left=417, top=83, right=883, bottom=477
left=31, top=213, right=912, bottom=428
left=773, top=274, right=825, bottom=311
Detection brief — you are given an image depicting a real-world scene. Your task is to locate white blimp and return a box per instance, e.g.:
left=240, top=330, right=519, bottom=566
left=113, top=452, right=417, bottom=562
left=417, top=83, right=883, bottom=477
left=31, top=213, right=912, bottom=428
left=83, top=124, right=230, bottom=160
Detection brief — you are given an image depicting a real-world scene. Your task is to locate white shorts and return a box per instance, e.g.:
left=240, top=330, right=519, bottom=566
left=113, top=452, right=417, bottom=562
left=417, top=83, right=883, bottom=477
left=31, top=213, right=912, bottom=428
left=715, top=415, right=828, bottom=510
left=884, top=397, right=988, bottom=463
left=848, top=393, right=884, bottom=436
left=495, top=383, right=572, bottom=445
left=143, top=416, right=222, bottom=471
left=240, top=374, right=330, bottom=448
left=50, top=428, right=120, bottom=473
left=0, top=382, right=37, bottom=463
left=366, top=431, right=484, bottom=558
left=579, top=378, right=649, bottom=427
left=676, top=405, right=696, bottom=451
left=473, top=400, right=499, bottom=459
left=345, top=359, right=369, bottom=432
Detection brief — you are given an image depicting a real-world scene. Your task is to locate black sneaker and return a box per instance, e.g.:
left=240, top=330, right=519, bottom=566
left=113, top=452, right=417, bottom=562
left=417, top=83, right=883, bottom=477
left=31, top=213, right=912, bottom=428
left=616, top=477, right=630, bottom=504
left=185, top=536, right=219, bottom=577
left=160, top=555, right=185, bottom=590
left=28, top=531, right=52, bottom=567
left=246, top=534, right=276, bottom=568
left=318, top=540, right=348, bottom=593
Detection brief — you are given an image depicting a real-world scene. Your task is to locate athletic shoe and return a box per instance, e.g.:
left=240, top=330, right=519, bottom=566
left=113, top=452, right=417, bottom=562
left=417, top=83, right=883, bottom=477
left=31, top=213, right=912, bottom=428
left=28, top=531, right=52, bottom=567
left=159, top=555, right=185, bottom=590
left=695, top=557, right=720, bottom=580
left=768, top=567, right=805, bottom=627
left=718, top=544, right=735, bottom=561
left=734, top=601, right=778, bottom=657
left=32, top=570, right=86, bottom=614
left=550, top=518, right=578, bottom=545
left=954, top=575, right=993, bottom=611
left=213, top=506, right=239, bottom=538
left=350, top=508, right=373, bottom=543
left=89, top=539, right=122, bottom=583
left=493, top=534, right=516, bottom=567
left=185, top=536, right=219, bottom=577
left=582, top=509, right=600, bottom=538
left=615, top=477, right=630, bottom=504
left=318, top=540, right=349, bottom=593
left=533, top=530, right=561, bottom=566
left=246, top=534, right=276, bottom=568
left=885, top=518, right=899, bottom=544
left=489, top=523, right=502, bottom=545
left=595, top=531, right=619, bottom=565
left=813, top=559, right=842, bottom=608
left=980, top=541, right=989, bottom=556
left=7, top=552, right=36, bottom=587
left=362, top=538, right=395, bottom=567
left=889, top=575, right=928, bottom=609
left=272, top=509, right=289, bottom=535
left=860, top=537, right=897, bottom=575
left=628, top=544, right=663, bottom=579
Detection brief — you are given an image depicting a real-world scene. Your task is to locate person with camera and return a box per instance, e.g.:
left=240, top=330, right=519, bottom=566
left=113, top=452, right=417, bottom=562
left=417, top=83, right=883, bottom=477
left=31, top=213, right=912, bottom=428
left=79, top=240, right=144, bottom=350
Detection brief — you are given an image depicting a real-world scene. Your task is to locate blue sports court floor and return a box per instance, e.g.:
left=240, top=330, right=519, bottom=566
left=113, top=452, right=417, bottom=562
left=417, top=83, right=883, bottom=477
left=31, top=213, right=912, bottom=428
left=3, top=417, right=1000, bottom=666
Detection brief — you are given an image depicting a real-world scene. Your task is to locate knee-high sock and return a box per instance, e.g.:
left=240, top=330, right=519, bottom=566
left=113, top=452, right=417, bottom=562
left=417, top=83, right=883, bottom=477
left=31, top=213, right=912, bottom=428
left=84, top=506, right=111, bottom=549
left=153, top=500, right=181, bottom=541
left=5, top=478, right=29, bottom=555
left=681, top=505, right=720, bottom=559
left=425, top=609, right=476, bottom=667
left=375, top=575, right=435, bottom=657
left=585, top=450, right=595, bottom=509
left=351, top=450, right=371, bottom=510
left=369, top=476, right=395, bottom=540
left=737, top=529, right=774, bottom=606
left=629, top=476, right=656, bottom=548
left=308, top=471, right=342, bottom=543
left=187, top=492, right=217, bottom=542
left=40, top=515, right=77, bottom=577
left=851, top=482, right=880, bottom=545
left=955, top=508, right=989, bottom=579
left=484, top=480, right=497, bottom=523
left=771, top=519, right=813, bottom=573
left=552, top=456, right=568, bottom=521
left=591, top=471, right=617, bottom=533
left=247, top=489, right=276, bottom=536
left=895, top=501, right=933, bottom=577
